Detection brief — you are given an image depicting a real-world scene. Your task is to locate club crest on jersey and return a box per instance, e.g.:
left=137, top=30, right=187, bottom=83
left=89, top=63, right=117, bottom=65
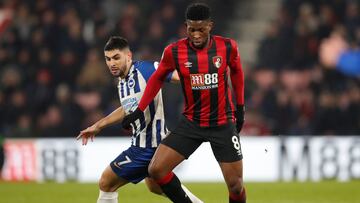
left=184, top=61, right=192, bottom=68
left=128, top=78, right=135, bottom=89
left=212, top=56, right=222, bottom=68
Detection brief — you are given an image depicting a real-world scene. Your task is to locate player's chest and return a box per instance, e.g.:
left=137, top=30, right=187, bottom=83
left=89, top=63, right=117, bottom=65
left=176, top=49, right=228, bottom=89
left=118, top=76, right=143, bottom=110
left=176, top=48, right=227, bottom=76
left=118, top=83, right=142, bottom=113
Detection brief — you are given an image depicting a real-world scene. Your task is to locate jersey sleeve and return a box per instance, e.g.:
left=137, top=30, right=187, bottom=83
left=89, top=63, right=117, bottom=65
left=137, top=61, right=173, bottom=82
left=138, top=45, right=176, bottom=111
left=228, top=39, right=244, bottom=105
left=136, top=61, right=156, bottom=81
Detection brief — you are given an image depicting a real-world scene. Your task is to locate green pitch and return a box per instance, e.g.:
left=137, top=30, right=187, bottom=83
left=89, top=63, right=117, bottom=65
left=0, top=181, right=359, bottom=203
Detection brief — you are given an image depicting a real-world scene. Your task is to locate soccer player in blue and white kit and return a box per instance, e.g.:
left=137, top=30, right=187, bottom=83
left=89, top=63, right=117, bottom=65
left=76, top=36, right=202, bottom=203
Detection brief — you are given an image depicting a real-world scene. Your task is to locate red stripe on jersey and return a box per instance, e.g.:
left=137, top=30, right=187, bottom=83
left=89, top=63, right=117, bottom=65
left=227, top=84, right=236, bottom=122
left=229, top=39, right=245, bottom=105
left=214, top=37, right=228, bottom=125
left=177, top=41, right=194, bottom=122
left=196, top=49, right=211, bottom=127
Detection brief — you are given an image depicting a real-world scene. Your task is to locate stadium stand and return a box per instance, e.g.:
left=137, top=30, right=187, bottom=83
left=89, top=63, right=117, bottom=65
left=0, top=0, right=358, bottom=138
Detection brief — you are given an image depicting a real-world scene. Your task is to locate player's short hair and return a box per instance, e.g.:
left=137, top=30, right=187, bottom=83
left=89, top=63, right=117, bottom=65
left=185, top=3, right=211, bottom=21
left=104, top=36, right=129, bottom=51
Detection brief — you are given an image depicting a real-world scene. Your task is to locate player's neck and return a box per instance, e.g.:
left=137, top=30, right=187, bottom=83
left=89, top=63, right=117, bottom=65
left=120, top=60, right=133, bottom=79
left=190, top=35, right=211, bottom=50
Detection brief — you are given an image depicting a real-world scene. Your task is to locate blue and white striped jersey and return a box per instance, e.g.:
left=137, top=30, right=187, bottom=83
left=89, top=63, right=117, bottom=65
left=118, top=61, right=171, bottom=148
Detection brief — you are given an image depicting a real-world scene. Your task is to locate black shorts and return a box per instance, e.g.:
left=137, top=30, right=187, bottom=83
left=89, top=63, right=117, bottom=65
left=162, top=116, right=243, bottom=162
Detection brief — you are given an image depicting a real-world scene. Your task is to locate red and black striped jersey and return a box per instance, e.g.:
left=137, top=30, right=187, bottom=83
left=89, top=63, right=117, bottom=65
left=138, top=35, right=244, bottom=127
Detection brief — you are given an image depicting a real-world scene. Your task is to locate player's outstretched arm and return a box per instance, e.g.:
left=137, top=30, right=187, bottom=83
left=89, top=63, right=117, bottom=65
left=76, top=106, right=125, bottom=145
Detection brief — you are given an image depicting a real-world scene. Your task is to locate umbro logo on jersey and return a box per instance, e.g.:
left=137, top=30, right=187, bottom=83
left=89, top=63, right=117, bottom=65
left=184, top=61, right=192, bottom=68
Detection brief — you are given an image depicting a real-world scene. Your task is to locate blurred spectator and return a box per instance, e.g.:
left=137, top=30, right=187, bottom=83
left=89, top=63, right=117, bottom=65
left=38, top=105, right=65, bottom=137
left=11, top=114, right=32, bottom=137
left=76, top=48, right=111, bottom=90
left=26, top=68, right=53, bottom=115
left=241, top=109, right=271, bottom=136
left=254, top=0, right=360, bottom=135
left=54, top=84, right=84, bottom=137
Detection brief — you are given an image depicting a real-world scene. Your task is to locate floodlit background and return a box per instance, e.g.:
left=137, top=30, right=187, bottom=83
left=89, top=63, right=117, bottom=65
left=0, top=0, right=359, bottom=202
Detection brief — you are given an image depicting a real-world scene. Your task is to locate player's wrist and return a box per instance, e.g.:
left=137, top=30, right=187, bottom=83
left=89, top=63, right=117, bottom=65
left=235, top=104, right=245, bottom=133
left=94, top=122, right=103, bottom=132
left=122, top=107, right=144, bottom=130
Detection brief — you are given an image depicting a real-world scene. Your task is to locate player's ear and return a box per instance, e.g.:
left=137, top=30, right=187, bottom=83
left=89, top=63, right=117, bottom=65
left=127, top=51, right=132, bottom=62
left=208, top=21, right=214, bottom=31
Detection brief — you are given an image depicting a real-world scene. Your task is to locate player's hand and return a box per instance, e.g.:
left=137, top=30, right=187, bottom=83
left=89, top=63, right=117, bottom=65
left=76, top=124, right=100, bottom=145
left=122, top=108, right=143, bottom=130
left=235, top=105, right=245, bottom=133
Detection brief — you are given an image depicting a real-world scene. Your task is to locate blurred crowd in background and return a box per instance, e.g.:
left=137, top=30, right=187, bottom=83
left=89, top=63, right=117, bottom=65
left=245, top=0, right=359, bottom=136
left=0, top=0, right=358, bottom=138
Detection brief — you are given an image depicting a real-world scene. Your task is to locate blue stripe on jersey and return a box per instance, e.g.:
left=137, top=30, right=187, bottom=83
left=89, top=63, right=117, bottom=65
left=135, top=134, right=140, bottom=146
left=145, top=122, right=153, bottom=148
left=139, top=112, right=146, bottom=130
left=126, top=79, right=130, bottom=97
left=146, top=101, right=156, bottom=148
left=136, top=61, right=156, bottom=82
left=133, top=69, right=141, bottom=93
left=156, top=119, right=161, bottom=146
left=120, top=82, right=125, bottom=98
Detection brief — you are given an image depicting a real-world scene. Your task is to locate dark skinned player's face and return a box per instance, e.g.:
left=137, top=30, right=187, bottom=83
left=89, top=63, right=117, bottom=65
left=186, top=20, right=213, bottom=49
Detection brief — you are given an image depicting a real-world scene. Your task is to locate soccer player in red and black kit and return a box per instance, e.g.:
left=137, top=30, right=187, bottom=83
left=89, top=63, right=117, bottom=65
left=123, top=3, right=246, bottom=203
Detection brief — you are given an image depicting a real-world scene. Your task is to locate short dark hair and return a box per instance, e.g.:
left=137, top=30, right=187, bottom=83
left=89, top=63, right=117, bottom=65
left=104, top=36, right=129, bottom=51
left=185, top=3, right=211, bottom=21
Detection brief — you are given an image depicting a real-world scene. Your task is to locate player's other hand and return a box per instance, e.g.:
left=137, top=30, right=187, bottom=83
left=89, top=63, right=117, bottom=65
left=76, top=124, right=100, bottom=145
left=122, top=108, right=143, bottom=130
left=235, top=105, right=245, bottom=133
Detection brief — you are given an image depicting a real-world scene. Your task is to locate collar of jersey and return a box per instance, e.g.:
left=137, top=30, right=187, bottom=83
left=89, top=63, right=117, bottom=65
left=121, top=62, right=136, bottom=81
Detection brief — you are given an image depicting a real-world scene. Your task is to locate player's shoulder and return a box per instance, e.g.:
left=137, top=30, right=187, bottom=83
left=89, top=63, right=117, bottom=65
left=133, top=60, right=158, bottom=80
left=134, top=60, right=157, bottom=69
left=164, top=38, right=187, bottom=50
left=213, top=35, right=236, bottom=44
